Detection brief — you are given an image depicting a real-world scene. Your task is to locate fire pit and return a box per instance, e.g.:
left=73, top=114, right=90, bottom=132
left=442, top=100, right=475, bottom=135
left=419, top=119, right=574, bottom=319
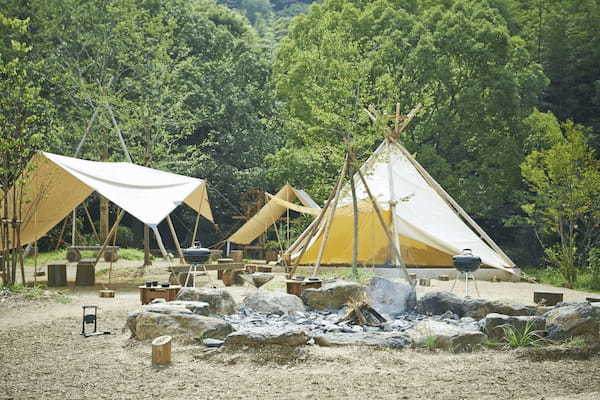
left=240, top=272, right=274, bottom=289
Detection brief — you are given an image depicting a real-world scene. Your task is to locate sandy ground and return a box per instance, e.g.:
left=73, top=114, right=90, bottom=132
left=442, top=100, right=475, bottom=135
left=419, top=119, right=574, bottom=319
left=1, top=260, right=600, bottom=399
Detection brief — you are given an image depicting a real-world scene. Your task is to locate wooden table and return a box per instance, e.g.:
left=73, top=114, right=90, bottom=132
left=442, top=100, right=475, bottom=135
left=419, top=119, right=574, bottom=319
left=139, top=285, right=181, bottom=305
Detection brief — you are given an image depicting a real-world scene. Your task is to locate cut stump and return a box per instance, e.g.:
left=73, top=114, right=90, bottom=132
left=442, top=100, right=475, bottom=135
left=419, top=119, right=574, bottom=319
left=152, top=335, right=172, bottom=366
left=533, top=291, right=563, bottom=306
left=438, top=275, right=450, bottom=282
left=99, top=289, right=115, bottom=298
left=419, top=278, right=431, bottom=287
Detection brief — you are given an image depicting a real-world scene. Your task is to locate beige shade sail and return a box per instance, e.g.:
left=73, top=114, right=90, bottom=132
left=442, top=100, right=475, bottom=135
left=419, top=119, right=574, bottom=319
left=227, top=184, right=320, bottom=245
left=1, top=152, right=213, bottom=248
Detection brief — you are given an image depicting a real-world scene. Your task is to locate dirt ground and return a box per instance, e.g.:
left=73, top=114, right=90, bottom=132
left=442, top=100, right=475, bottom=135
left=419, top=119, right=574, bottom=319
left=1, top=260, right=600, bottom=400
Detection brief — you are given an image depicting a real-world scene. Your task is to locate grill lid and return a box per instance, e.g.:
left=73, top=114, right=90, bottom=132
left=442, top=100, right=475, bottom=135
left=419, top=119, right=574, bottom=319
left=452, top=249, right=481, bottom=273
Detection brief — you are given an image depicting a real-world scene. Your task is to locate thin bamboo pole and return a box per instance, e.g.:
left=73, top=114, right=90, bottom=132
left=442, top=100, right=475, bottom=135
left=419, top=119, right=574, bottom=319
left=83, top=202, right=101, bottom=244
left=286, top=158, right=348, bottom=279
left=92, top=209, right=125, bottom=268
left=166, top=215, right=185, bottom=263
left=349, top=160, right=359, bottom=279
left=312, top=155, right=349, bottom=276
left=350, top=153, right=414, bottom=285
left=107, top=214, right=120, bottom=288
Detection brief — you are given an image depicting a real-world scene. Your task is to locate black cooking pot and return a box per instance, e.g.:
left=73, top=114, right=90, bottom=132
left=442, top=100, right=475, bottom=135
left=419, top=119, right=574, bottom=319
left=183, top=243, right=211, bottom=264
left=452, top=249, right=481, bottom=273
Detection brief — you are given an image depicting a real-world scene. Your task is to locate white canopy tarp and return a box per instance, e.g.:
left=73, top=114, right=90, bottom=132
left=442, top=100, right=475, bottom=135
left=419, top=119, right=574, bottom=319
left=2, top=152, right=213, bottom=247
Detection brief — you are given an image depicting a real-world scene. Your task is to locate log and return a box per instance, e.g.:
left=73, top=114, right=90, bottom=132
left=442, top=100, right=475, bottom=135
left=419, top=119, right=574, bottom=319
left=99, top=289, right=115, bottom=298
left=419, top=278, right=431, bottom=287
left=438, top=274, right=450, bottom=282
left=152, top=335, right=172, bottom=366
left=533, top=291, right=564, bottom=306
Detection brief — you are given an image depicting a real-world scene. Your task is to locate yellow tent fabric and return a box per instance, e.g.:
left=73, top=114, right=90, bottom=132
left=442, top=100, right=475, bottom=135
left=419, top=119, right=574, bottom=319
left=228, top=184, right=319, bottom=245
left=1, top=152, right=213, bottom=248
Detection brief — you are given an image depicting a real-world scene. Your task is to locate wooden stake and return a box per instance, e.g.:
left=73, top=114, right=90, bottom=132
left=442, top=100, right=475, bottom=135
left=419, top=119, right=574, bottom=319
left=54, top=217, right=68, bottom=251
left=166, top=215, right=185, bottom=263
left=92, top=209, right=125, bottom=268
left=312, top=154, right=349, bottom=276
left=350, top=153, right=414, bottom=285
left=151, top=335, right=172, bottom=366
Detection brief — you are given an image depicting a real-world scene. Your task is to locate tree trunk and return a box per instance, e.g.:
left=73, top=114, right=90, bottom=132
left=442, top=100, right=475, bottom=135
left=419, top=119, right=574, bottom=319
left=349, top=162, right=359, bottom=279
left=144, top=224, right=152, bottom=266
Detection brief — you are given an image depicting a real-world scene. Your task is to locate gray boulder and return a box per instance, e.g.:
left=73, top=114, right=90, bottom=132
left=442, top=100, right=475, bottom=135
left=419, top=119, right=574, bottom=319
left=367, top=276, right=416, bottom=317
left=544, top=302, right=600, bottom=341
left=302, top=281, right=366, bottom=310
left=243, top=290, right=305, bottom=315
left=313, top=332, right=410, bottom=349
left=165, top=301, right=210, bottom=315
left=176, top=288, right=236, bottom=314
left=416, top=291, right=464, bottom=316
left=128, top=308, right=233, bottom=343
left=406, top=320, right=487, bottom=351
left=462, top=298, right=535, bottom=319
left=482, top=313, right=546, bottom=340
left=225, top=328, right=309, bottom=346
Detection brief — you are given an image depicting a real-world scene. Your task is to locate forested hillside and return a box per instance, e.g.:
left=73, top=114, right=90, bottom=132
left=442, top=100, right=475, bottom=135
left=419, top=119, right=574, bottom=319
left=2, top=0, right=600, bottom=286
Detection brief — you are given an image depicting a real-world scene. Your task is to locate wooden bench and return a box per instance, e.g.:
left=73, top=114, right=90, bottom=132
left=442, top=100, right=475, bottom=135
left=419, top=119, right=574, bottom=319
left=67, top=246, right=119, bottom=263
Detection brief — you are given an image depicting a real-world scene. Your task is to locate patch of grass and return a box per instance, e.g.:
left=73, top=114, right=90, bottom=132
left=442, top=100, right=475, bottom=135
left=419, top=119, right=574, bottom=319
left=118, top=248, right=145, bottom=260
left=24, top=250, right=67, bottom=265
left=564, top=337, right=587, bottom=348
left=320, top=267, right=375, bottom=285
left=10, top=284, right=45, bottom=298
left=523, top=266, right=600, bottom=294
left=423, top=335, right=438, bottom=350
left=482, top=338, right=502, bottom=349
left=501, top=320, right=544, bottom=349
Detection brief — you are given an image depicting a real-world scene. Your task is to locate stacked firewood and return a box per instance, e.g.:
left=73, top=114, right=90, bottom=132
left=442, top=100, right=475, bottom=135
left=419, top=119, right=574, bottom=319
left=336, top=296, right=387, bottom=327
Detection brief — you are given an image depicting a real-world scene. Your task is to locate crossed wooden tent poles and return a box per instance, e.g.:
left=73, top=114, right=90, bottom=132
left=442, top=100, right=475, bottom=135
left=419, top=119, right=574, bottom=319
left=285, top=103, right=422, bottom=286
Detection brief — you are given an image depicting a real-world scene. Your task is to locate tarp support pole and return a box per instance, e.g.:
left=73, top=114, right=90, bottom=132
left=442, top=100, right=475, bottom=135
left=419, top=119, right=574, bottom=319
left=386, top=139, right=403, bottom=267
left=105, top=103, right=133, bottom=163
left=151, top=225, right=171, bottom=263
left=92, top=209, right=125, bottom=268
left=166, top=215, right=185, bottom=263
left=226, top=241, right=230, bottom=256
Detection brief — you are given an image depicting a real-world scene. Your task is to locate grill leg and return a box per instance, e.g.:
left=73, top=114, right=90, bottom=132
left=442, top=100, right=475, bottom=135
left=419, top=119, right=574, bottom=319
left=465, top=272, right=469, bottom=297
left=451, top=273, right=459, bottom=292
left=472, top=273, right=481, bottom=297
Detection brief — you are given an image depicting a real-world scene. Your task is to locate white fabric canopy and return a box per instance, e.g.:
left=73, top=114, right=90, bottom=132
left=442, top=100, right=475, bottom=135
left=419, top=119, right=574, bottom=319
left=3, top=152, right=213, bottom=247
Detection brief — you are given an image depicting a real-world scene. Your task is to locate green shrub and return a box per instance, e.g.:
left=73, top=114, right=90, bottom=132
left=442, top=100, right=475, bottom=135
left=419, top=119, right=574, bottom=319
left=587, top=248, right=600, bottom=290
left=501, top=320, right=544, bottom=349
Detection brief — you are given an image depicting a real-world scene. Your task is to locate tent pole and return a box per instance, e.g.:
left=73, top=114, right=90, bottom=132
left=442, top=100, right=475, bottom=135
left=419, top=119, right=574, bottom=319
left=191, top=185, right=205, bottom=246
left=105, top=103, right=133, bottom=163
left=83, top=202, right=101, bottom=244
left=385, top=138, right=403, bottom=267
left=92, top=209, right=125, bottom=268
left=350, top=153, right=414, bottom=286
left=151, top=225, right=171, bottom=263
left=166, top=215, right=185, bottom=263
left=71, top=208, right=76, bottom=247
left=312, top=154, right=349, bottom=276
left=389, top=139, right=515, bottom=267
left=286, top=158, right=347, bottom=279
left=349, top=156, right=359, bottom=279
left=54, top=217, right=68, bottom=251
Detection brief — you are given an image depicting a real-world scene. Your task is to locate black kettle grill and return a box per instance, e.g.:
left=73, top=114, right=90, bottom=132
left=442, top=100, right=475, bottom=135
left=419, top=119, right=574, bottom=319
left=451, top=249, right=481, bottom=297
left=182, top=242, right=211, bottom=265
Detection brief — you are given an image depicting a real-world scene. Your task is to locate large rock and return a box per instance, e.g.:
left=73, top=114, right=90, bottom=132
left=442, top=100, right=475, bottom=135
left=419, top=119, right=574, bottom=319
left=302, top=281, right=366, bottom=310
left=142, top=302, right=209, bottom=316
left=482, top=313, right=546, bottom=340
left=416, top=291, right=464, bottom=316
left=224, top=328, right=309, bottom=346
left=243, top=290, right=305, bottom=315
left=416, top=291, right=536, bottom=319
left=462, top=298, right=535, bottom=319
left=406, top=320, right=487, bottom=351
left=128, top=308, right=233, bottom=342
left=313, top=332, right=410, bottom=349
left=367, top=276, right=416, bottom=317
left=176, top=288, right=236, bottom=314
left=544, top=302, right=600, bottom=341
left=165, top=301, right=210, bottom=315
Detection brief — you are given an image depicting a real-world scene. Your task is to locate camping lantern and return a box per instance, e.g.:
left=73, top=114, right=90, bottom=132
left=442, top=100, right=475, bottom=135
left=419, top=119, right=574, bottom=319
left=451, top=249, right=481, bottom=297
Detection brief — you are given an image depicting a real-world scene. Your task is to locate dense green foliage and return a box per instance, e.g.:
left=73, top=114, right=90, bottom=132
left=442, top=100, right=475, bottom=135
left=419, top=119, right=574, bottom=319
left=1, top=0, right=600, bottom=285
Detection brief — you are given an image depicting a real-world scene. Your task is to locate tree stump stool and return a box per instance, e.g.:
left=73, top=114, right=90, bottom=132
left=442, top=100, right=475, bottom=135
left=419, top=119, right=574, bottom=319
left=409, top=273, right=417, bottom=281
left=152, top=335, right=172, bottom=366
left=438, top=274, right=450, bottom=281
left=419, top=278, right=431, bottom=287
left=75, top=261, right=95, bottom=286
left=230, top=250, right=243, bottom=263
left=533, top=291, right=564, bottom=306
left=47, top=264, right=67, bottom=287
